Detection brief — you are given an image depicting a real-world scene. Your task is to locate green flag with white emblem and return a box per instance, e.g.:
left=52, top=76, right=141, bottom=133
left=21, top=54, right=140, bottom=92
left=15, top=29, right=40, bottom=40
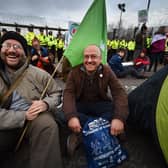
left=64, top=0, right=107, bottom=67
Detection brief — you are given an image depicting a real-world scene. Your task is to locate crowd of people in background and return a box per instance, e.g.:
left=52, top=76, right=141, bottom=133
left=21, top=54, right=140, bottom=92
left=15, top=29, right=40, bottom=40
left=0, top=23, right=168, bottom=167
left=0, top=26, right=65, bottom=76
left=1, top=24, right=168, bottom=79
left=107, top=24, right=168, bottom=77
left=108, top=48, right=148, bottom=79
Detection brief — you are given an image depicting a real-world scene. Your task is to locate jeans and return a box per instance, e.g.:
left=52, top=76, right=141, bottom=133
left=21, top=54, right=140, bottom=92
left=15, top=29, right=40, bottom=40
left=76, top=101, right=114, bottom=126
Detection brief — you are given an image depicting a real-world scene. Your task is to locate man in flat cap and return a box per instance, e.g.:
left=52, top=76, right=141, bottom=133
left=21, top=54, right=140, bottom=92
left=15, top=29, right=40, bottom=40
left=0, top=31, right=63, bottom=168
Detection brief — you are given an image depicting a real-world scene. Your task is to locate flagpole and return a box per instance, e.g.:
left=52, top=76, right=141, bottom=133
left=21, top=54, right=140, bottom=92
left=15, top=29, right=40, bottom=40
left=117, top=3, right=126, bottom=38
left=118, top=10, right=123, bottom=36
left=147, top=0, right=151, bottom=12
left=15, top=56, right=65, bottom=151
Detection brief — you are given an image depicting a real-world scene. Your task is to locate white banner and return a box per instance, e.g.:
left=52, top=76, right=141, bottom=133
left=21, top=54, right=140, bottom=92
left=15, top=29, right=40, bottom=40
left=64, top=21, right=79, bottom=48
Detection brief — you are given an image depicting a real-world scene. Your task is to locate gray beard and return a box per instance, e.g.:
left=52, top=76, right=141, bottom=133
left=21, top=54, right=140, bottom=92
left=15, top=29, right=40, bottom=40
left=0, top=53, right=27, bottom=71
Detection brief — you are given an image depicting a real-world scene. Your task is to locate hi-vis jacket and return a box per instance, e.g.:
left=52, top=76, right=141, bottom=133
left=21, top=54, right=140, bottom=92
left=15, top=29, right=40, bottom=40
left=25, top=32, right=36, bottom=46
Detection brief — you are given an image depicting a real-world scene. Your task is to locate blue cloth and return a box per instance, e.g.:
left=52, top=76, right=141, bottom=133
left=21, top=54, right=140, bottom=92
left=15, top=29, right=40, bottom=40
left=31, top=46, right=48, bottom=57
left=30, top=47, right=49, bottom=67
left=108, top=54, right=124, bottom=74
left=9, top=91, right=30, bottom=111
left=76, top=101, right=113, bottom=127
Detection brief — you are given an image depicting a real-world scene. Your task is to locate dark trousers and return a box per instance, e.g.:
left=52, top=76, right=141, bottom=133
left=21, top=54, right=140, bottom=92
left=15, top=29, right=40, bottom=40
left=0, top=112, right=63, bottom=168
left=148, top=52, right=162, bottom=72
left=76, top=101, right=113, bottom=127
left=133, top=49, right=141, bottom=59
left=0, top=129, right=22, bottom=167
left=57, top=49, right=64, bottom=61
left=116, top=66, right=144, bottom=78
left=135, top=64, right=147, bottom=72
left=126, top=50, right=134, bottom=61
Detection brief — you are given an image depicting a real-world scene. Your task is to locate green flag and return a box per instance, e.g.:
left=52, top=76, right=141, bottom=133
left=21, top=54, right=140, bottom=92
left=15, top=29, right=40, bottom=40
left=64, top=0, right=107, bottom=67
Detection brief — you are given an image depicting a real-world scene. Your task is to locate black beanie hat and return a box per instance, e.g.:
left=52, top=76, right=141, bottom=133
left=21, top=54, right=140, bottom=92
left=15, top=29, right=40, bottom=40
left=0, top=31, right=28, bottom=55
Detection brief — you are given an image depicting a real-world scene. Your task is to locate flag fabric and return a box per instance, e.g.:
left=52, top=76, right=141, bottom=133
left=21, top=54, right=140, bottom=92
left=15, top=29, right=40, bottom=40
left=64, top=21, right=79, bottom=48
left=64, top=0, right=107, bottom=67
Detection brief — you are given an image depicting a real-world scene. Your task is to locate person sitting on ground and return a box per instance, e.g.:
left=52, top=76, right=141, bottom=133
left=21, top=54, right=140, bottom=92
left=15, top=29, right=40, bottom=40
left=0, top=31, right=63, bottom=168
left=134, top=49, right=150, bottom=72
left=30, top=37, right=55, bottom=75
left=63, top=44, right=129, bottom=156
left=108, top=48, right=147, bottom=79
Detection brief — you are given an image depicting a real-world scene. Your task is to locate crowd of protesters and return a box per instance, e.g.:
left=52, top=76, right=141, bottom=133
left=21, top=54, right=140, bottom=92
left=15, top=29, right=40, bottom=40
left=0, top=27, right=65, bottom=75
left=108, top=48, right=148, bottom=79
left=107, top=24, right=168, bottom=75
left=1, top=24, right=168, bottom=77
left=0, top=24, right=168, bottom=167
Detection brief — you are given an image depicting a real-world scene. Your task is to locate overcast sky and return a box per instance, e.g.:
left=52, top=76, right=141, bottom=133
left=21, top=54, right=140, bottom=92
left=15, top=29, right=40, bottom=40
left=0, top=0, right=168, bottom=28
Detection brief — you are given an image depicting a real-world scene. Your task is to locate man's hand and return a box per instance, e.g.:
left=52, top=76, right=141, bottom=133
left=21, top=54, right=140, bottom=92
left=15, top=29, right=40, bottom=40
left=68, top=117, right=82, bottom=133
left=26, top=100, right=48, bottom=120
left=31, top=55, right=39, bottom=61
left=110, top=119, right=124, bottom=136
left=136, top=62, right=142, bottom=65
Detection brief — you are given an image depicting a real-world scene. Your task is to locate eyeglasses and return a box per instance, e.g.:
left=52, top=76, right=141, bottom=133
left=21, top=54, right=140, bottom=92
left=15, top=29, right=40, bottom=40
left=84, top=55, right=99, bottom=60
left=2, top=43, right=22, bottom=50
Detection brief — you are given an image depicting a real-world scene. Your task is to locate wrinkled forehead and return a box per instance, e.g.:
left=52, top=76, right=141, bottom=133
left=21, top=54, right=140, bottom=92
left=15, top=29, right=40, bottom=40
left=84, top=45, right=101, bottom=56
left=2, top=39, right=22, bottom=45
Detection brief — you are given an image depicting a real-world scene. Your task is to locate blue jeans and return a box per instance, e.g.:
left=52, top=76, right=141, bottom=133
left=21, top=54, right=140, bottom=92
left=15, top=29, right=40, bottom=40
left=76, top=101, right=114, bottom=126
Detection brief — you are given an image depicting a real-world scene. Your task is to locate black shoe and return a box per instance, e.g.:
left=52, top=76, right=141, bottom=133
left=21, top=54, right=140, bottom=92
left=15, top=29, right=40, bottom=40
left=67, top=133, right=81, bottom=157
left=136, top=74, right=148, bottom=79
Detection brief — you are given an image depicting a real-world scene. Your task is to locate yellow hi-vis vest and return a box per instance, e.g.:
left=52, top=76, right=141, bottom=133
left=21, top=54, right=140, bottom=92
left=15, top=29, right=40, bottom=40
left=25, top=32, right=36, bottom=46
left=37, top=34, right=47, bottom=46
left=111, top=40, right=115, bottom=49
left=165, top=38, right=168, bottom=52
left=56, top=38, right=64, bottom=50
left=113, top=40, right=119, bottom=49
left=107, top=40, right=111, bottom=48
left=146, top=37, right=152, bottom=49
left=127, top=40, right=135, bottom=51
left=46, top=35, right=55, bottom=48
left=111, top=40, right=118, bottom=49
left=119, top=40, right=127, bottom=49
